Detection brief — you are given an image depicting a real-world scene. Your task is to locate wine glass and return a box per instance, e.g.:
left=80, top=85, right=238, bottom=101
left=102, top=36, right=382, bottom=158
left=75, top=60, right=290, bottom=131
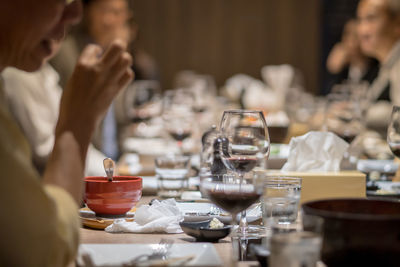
left=387, top=106, right=400, bottom=158
left=126, top=80, right=162, bottom=123
left=162, top=89, right=195, bottom=153
left=219, top=110, right=270, bottom=235
left=199, top=172, right=264, bottom=234
left=325, top=91, right=364, bottom=144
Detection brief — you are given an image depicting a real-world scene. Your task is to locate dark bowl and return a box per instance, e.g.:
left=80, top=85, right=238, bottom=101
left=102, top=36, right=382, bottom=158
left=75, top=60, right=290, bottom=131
left=179, top=220, right=231, bottom=242
left=302, top=198, right=400, bottom=267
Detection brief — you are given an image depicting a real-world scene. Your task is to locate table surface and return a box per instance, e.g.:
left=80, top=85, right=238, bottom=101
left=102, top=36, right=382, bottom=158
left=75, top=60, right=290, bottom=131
left=79, top=196, right=258, bottom=267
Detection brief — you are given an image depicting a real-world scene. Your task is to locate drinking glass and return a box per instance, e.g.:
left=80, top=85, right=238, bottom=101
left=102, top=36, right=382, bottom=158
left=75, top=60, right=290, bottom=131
left=126, top=80, right=162, bottom=123
left=219, top=110, right=270, bottom=235
left=325, top=92, right=364, bottom=144
left=162, top=89, right=195, bottom=153
left=262, top=177, right=302, bottom=231
left=269, top=231, right=322, bottom=267
left=387, top=105, right=400, bottom=158
left=155, top=154, right=191, bottom=198
left=200, top=172, right=263, bottom=231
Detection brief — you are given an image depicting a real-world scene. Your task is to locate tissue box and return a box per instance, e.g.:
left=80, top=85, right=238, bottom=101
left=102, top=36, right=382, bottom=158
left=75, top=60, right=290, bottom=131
left=259, top=170, right=366, bottom=204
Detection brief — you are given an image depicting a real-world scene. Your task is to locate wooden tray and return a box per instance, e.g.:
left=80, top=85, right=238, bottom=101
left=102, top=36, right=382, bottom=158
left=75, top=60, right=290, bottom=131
left=79, top=207, right=136, bottom=230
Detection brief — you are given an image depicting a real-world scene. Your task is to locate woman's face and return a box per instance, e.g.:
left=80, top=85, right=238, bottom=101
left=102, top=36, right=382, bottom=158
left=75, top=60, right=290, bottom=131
left=0, top=0, right=82, bottom=72
left=357, top=0, right=400, bottom=59
left=86, top=0, right=131, bottom=49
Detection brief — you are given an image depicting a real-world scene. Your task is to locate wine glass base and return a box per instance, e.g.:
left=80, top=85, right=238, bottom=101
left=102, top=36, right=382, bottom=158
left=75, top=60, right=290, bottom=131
left=232, top=225, right=267, bottom=238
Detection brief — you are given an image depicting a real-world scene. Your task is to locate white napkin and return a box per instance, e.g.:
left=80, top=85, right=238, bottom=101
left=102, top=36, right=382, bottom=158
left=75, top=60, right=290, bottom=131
left=223, top=73, right=256, bottom=101
left=105, top=199, right=184, bottom=234
left=266, top=110, right=290, bottom=126
left=123, top=153, right=142, bottom=175
left=242, top=80, right=281, bottom=110
left=281, top=131, right=349, bottom=172
left=261, top=64, right=295, bottom=110
left=261, top=64, right=295, bottom=92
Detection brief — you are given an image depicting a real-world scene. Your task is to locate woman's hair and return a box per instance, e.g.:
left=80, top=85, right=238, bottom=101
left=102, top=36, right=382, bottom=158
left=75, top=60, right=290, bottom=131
left=387, top=0, right=400, bottom=18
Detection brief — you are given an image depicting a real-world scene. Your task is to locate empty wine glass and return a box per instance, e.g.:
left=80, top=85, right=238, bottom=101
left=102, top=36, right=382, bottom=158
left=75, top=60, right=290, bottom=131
left=219, top=110, right=270, bottom=235
left=387, top=106, right=400, bottom=158
left=126, top=80, right=162, bottom=123
left=162, top=89, right=195, bottom=153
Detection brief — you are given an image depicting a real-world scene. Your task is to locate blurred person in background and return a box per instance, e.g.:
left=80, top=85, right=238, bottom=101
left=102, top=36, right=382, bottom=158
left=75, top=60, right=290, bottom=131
left=357, top=0, right=400, bottom=135
left=326, top=18, right=379, bottom=91
left=2, top=43, right=106, bottom=176
left=0, top=0, right=133, bottom=265
left=51, top=0, right=158, bottom=159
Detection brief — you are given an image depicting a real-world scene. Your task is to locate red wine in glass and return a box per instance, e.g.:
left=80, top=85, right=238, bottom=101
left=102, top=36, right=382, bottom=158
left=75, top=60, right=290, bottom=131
left=333, top=130, right=357, bottom=143
left=389, top=143, right=400, bottom=158
left=168, top=130, right=192, bottom=142
left=208, top=189, right=261, bottom=215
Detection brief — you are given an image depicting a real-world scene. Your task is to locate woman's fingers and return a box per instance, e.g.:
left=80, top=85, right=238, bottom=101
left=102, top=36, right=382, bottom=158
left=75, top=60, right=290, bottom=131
left=78, top=44, right=102, bottom=65
left=101, top=40, right=127, bottom=69
left=118, top=68, right=134, bottom=89
left=106, top=51, right=133, bottom=85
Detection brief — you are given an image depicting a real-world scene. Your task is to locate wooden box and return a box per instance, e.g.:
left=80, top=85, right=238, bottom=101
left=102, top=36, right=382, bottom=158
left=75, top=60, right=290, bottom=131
left=257, top=170, right=366, bottom=204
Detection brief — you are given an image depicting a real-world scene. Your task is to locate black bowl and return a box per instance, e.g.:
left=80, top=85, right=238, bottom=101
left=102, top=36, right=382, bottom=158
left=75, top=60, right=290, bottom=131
left=179, top=220, right=231, bottom=242
left=302, top=198, right=400, bottom=267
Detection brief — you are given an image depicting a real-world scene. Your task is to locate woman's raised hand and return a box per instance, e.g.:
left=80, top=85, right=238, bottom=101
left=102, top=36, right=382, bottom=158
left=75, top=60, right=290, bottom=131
left=56, top=39, right=133, bottom=159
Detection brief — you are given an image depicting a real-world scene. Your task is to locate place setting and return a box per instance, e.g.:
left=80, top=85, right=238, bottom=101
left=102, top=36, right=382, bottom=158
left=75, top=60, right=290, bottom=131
left=77, top=102, right=400, bottom=267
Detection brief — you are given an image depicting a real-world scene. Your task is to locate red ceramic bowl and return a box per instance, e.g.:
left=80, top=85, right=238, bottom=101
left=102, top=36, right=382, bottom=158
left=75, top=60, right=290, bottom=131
left=85, top=176, right=142, bottom=216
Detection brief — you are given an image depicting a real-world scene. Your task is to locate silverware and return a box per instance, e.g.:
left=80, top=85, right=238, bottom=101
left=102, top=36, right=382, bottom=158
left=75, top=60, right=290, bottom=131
left=128, top=238, right=174, bottom=265
left=122, top=255, right=195, bottom=267
left=103, top=158, right=115, bottom=182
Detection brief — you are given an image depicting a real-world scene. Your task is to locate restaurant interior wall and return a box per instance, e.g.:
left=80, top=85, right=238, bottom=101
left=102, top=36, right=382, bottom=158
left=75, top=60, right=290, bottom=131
left=131, top=0, right=321, bottom=94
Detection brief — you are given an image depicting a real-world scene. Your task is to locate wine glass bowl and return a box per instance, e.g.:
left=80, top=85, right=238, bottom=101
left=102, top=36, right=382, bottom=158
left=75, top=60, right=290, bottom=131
left=387, top=106, right=400, bottom=158
left=325, top=92, right=364, bottom=144
left=126, top=80, right=162, bottom=123
left=200, top=173, right=263, bottom=226
left=162, top=89, right=195, bottom=152
left=219, top=110, right=270, bottom=175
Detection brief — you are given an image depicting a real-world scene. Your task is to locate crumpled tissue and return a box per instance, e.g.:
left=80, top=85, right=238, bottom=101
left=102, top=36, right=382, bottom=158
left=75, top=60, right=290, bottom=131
left=105, top=198, right=184, bottom=234
left=281, top=131, right=349, bottom=172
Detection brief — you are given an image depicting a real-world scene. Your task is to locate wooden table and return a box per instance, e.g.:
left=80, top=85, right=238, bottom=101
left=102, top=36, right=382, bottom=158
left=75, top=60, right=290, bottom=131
left=79, top=196, right=259, bottom=267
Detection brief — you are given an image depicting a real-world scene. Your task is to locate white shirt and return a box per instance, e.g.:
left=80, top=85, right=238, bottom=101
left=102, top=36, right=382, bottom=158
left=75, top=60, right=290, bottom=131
left=2, top=63, right=105, bottom=175
left=365, top=41, right=400, bottom=131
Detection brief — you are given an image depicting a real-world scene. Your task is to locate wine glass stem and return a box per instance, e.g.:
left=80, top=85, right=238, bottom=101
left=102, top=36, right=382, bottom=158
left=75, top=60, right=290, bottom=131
left=238, top=173, right=248, bottom=236
left=239, top=210, right=247, bottom=235
left=177, top=140, right=183, bottom=154
left=232, top=212, right=239, bottom=230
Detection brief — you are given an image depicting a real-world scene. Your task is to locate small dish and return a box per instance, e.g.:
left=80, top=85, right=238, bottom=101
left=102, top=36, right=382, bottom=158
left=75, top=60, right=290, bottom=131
left=179, top=220, right=231, bottom=242
left=79, top=207, right=135, bottom=230
left=176, top=202, right=261, bottom=223
left=367, top=181, right=400, bottom=200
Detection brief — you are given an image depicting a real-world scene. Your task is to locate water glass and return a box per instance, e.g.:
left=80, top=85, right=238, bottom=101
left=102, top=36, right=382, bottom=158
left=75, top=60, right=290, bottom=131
left=262, top=177, right=302, bottom=227
left=155, top=155, right=190, bottom=198
left=269, top=231, right=322, bottom=267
